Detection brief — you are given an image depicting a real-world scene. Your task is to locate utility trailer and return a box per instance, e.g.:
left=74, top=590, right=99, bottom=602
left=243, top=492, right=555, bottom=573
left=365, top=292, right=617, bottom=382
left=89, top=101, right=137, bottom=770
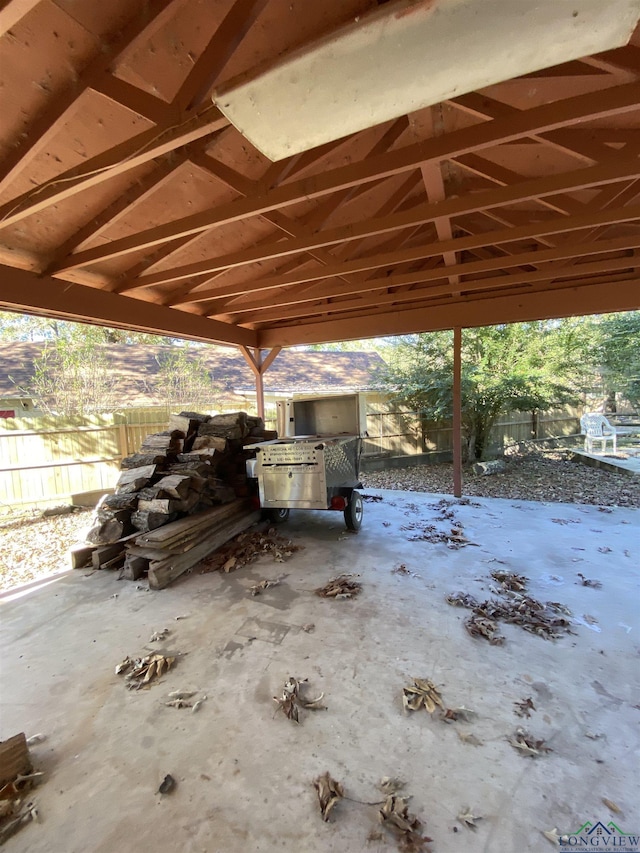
left=245, top=393, right=366, bottom=530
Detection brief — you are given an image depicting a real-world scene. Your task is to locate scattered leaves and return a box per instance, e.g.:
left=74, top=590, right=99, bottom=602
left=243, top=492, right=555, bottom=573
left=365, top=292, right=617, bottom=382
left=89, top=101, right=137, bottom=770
left=273, top=677, right=326, bottom=723
left=402, top=679, right=444, bottom=714
left=585, top=730, right=604, bottom=740
left=576, top=573, right=602, bottom=589
left=490, top=570, right=528, bottom=592
left=602, top=798, right=622, bottom=814
left=201, top=528, right=302, bottom=574
left=362, top=494, right=383, bottom=502
left=315, top=575, right=362, bottom=599
left=457, top=807, right=482, bottom=830
left=598, top=546, right=612, bottom=554
left=508, top=727, right=552, bottom=757
left=513, top=697, right=536, bottom=718
left=301, top=623, right=315, bottom=633
left=465, top=613, right=504, bottom=645
left=378, top=794, right=432, bottom=852
left=313, top=773, right=343, bottom=822
left=115, top=653, right=175, bottom=688
left=446, top=591, right=479, bottom=608
left=380, top=777, right=406, bottom=794
left=249, top=576, right=283, bottom=596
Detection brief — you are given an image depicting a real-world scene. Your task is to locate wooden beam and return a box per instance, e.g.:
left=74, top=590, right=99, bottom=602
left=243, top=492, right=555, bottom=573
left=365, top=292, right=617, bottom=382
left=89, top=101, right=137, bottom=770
left=0, top=0, right=177, bottom=195
left=174, top=0, right=269, bottom=110
left=120, top=153, right=640, bottom=290
left=227, top=251, right=640, bottom=323
left=256, top=280, right=640, bottom=348
left=93, top=76, right=170, bottom=124
left=453, top=327, right=462, bottom=498
left=0, top=0, right=39, bottom=37
left=0, top=106, right=229, bottom=229
left=55, top=81, right=640, bottom=270
left=170, top=204, right=640, bottom=307
left=0, top=266, right=256, bottom=347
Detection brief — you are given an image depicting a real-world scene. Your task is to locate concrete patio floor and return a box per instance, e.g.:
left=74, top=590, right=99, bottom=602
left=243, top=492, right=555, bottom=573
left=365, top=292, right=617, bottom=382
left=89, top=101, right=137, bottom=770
left=1, top=491, right=638, bottom=853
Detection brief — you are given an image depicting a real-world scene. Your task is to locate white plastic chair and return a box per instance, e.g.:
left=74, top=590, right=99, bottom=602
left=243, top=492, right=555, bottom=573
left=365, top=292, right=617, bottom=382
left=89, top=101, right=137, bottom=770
left=580, top=413, right=617, bottom=454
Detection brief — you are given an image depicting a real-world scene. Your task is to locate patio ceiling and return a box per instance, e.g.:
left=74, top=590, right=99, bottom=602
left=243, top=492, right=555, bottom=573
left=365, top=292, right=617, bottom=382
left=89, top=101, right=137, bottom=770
left=0, top=0, right=639, bottom=350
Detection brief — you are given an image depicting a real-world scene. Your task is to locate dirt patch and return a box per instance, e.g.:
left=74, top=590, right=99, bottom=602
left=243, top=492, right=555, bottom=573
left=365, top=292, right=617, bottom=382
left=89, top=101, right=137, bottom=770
left=362, top=448, right=640, bottom=507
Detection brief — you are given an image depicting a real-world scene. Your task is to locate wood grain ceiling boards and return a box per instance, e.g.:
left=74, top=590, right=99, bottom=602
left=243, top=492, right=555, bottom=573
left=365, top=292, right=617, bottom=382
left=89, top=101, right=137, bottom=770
left=0, top=0, right=639, bottom=349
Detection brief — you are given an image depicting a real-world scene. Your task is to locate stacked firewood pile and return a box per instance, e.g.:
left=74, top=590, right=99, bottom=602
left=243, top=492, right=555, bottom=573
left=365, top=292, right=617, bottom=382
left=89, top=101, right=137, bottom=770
left=75, top=411, right=276, bottom=588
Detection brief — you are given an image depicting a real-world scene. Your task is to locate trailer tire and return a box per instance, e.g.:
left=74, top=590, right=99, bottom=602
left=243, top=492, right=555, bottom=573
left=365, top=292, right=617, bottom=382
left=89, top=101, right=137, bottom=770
left=344, top=491, right=363, bottom=531
left=266, top=508, right=290, bottom=524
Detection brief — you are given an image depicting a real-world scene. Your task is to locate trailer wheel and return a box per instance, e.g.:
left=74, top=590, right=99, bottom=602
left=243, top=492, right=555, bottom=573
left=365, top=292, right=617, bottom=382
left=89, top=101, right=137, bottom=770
left=266, top=508, right=290, bottom=524
left=344, top=491, right=363, bottom=531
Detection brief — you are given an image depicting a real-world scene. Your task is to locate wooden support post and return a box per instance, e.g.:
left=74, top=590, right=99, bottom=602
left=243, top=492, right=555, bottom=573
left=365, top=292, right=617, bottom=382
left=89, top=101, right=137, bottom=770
left=452, top=327, right=462, bottom=498
left=240, top=346, right=282, bottom=422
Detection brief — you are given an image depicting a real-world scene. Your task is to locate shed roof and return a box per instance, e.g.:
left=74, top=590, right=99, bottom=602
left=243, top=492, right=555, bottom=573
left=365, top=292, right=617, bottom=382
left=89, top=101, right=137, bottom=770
left=0, top=0, right=639, bottom=349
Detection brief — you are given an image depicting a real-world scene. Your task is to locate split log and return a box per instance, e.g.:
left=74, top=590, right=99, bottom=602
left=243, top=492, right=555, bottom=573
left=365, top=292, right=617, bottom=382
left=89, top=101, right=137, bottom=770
left=131, top=510, right=176, bottom=533
left=153, top=473, right=193, bottom=499
left=120, top=453, right=166, bottom=470
left=137, top=498, right=180, bottom=515
left=177, top=450, right=218, bottom=463
left=87, top=515, right=132, bottom=544
left=192, top=435, right=227, bottom=452
left=0, top=733, right=31, bottom=789
left=177, top=411, right=210, bottom=424
left=99, top=493, right=138, bottom=513
left=115, top=464, right=156, bottom=494
left=166, top=462, right=211, bottom=479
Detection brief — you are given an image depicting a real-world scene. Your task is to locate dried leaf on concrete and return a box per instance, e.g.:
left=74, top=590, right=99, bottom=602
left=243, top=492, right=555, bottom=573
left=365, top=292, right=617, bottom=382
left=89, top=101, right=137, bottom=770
left=301, top=623, right=315, bottom=633
left=402, top=679, right=444, bottom=714
left=602, top=798, right=622, bottom=814
left=457, top=807, right=482, bottom=829
left=249, top=576, right=283, bottom=596
left=446, top=592, right=479, bottom=608
left=274, top=677, right=326, bottom=723
left=465, top=614, right=505, bottom=645
left=440, top=706, right=476, bottom=723
left=165, top=698, right=192, bottom=709
left=313, top=772, right=343, bottom=822
left=457, top=730, right=483, bottom=746
left=115, top=654, right=175, bottom=688
left=514, top=697, right=536, bottom=718
left=315, top=575, right=362, bottom=599
left=380, top=777, right=406, bottom=794
left=378, top=794, right=432, bottom=852
left=490, top=570, right=528, bottom=592
left=576, top=573, right=602, bottom=589
left=508, top=728, right=552, bottom=757
left=542, top=827, right=562, bottom=845
left=150, top=628, right=170, bottom=642
left=168, top=690, right=196, bottom=700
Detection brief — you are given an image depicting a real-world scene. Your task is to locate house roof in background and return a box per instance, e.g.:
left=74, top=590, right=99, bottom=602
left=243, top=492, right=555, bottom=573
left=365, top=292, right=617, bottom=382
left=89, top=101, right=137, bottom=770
left=0, top=342, right=385, bottom=406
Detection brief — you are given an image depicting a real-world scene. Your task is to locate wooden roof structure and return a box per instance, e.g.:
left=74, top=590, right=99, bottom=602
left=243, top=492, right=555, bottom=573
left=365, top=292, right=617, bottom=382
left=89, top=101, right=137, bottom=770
left=0, top=0, right=639, bottom=353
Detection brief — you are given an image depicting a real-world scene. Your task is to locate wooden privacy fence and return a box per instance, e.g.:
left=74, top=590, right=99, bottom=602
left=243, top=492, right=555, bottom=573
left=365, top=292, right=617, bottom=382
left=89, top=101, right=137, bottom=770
left=0, top=399, right=581, bottom=511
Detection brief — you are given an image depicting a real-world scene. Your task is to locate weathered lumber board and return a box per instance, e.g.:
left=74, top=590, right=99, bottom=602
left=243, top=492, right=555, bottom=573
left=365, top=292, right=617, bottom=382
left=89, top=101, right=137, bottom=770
left=0, top=733, right=31, bottom=789
left=148, top=509, right=260, bottom=590
left=135, top=501, right=248, bottom=547
left=123, top=554, right=149, bottom=581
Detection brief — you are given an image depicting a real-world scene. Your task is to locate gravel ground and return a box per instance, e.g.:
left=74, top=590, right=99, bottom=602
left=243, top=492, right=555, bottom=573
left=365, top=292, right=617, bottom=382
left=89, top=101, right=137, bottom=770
left=362, top=448, right=640, bottom=507
left=1, top=449, right=637, bottom=593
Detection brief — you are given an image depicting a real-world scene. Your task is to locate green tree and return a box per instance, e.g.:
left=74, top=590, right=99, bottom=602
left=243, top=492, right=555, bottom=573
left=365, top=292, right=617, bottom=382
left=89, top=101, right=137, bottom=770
left=0, top=310, right=170, bottom=345
left=23, top=339, right=119, bottom=415
left=376, top=320, right=596, bottom=461
left=597, top=311, right=640, bottom=410
left=154, top=348, right=219, bottom=411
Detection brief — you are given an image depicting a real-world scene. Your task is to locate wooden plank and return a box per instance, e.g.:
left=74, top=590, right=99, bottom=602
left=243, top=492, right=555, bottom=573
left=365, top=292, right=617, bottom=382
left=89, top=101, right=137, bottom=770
left=123, top=554, right=149, bottom=581
left=0, top=733, right=31, bottom=789
left=135, top=500, right=247, bottom=546
left=70, top=543, right=96, bottom=569
left=148, top=509, right=260, bottom=590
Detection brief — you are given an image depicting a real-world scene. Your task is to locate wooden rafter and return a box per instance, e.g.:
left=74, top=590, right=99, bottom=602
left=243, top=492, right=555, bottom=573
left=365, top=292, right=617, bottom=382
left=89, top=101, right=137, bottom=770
left=51, top=81, right=640, bottom=271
